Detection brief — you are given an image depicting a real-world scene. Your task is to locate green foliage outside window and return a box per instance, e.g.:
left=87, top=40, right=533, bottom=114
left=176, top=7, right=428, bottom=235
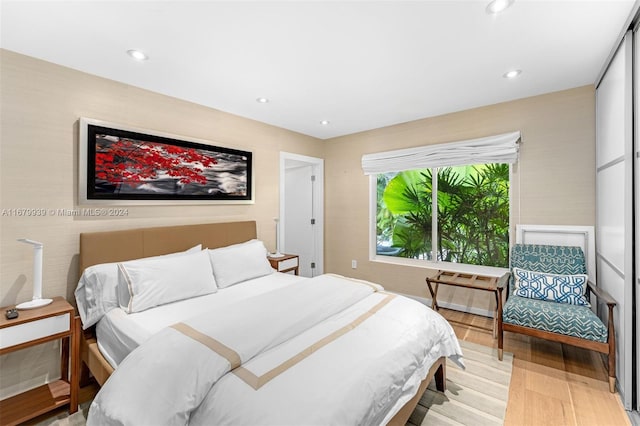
left=376, top=163, right=509, bottom=267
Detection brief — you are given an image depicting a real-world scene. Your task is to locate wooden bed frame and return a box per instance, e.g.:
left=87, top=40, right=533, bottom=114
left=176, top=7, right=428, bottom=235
left=75, top=220, right=445, bottom=424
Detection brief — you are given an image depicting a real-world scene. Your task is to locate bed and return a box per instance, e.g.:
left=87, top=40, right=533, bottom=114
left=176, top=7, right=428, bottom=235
left=74, top=221, right=462, bottom=425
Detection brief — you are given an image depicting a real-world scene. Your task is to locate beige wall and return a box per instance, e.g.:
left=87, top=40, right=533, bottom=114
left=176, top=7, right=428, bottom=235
left=0, top=51, right=596, bottom=313
left=0, top=49, right=323, bottom=398
left=324, top=85, right=596, bottom=308
left=0, top=49, right=323, bottom=306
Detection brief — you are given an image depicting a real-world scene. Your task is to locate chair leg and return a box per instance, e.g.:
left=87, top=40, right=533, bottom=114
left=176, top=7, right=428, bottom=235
left=607, top=305, right=616, bottom=393
left=498, top=325, right=504, bottom=361
left=608, top=340, right=616, bottom=393
left=497, top=290, right=504, bottom=361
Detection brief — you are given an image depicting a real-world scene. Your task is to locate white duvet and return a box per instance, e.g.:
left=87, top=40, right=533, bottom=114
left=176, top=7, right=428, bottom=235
left=88, top=274, right=463, bottom=426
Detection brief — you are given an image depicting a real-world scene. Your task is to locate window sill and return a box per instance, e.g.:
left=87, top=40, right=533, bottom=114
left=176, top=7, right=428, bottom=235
left=370, top=254, right=509, bottom=277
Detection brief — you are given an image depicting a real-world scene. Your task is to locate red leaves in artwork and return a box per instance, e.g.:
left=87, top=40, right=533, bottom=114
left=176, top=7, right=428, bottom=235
left=94, top=137, right=217, bottom=187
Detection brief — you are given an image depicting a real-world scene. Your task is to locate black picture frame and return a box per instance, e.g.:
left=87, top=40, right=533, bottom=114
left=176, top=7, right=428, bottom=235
left=79, top=118, right=253, bottom=204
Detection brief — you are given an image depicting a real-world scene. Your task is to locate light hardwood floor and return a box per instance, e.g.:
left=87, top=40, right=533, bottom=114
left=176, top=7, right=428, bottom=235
left=439, top=308, right=630, bottom=426
left=27, top=309, right=630, bottom=426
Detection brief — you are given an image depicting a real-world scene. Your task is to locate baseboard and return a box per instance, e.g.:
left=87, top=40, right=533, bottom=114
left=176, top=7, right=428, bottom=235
left=628, top=410, right=640, bottom=426
left=396, top=292, right=494, bottom=318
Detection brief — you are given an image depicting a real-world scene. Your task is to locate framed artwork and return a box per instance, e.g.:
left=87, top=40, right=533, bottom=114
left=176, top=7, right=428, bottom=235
left=79, top=118, right=253, bottom=204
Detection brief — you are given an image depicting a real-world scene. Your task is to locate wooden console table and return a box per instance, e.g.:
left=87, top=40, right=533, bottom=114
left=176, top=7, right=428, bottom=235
left=426, top=270, right=509, bottom=338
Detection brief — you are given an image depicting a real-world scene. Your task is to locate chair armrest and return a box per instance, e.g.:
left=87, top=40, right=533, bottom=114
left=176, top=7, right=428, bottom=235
left=586, top=280, right=617, bottom=308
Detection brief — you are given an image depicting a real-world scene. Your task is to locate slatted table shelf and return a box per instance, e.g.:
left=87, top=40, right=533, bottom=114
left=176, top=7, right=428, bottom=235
left=426, top=270, right=508, bottom=338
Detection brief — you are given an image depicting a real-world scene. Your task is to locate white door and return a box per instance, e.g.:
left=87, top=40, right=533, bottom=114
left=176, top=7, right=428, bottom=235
left=280, top=153, right=324, bottom=277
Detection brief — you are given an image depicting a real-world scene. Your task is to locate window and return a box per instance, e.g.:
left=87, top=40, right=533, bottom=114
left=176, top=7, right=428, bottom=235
left=375, top=163, right=510, bottom=268
left=364, top=131, right=519, bottom=269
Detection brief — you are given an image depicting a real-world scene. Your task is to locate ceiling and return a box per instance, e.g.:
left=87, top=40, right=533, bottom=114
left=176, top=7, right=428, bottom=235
left=1, top=1, right=636, bottom=139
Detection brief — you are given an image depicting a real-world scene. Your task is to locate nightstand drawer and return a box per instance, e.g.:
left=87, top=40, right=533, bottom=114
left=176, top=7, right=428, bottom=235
left=0, top=312, right=70, bottom=350
left=277, top=257, right=298, bottom=271
left=268, top=254, right=299, bottom=275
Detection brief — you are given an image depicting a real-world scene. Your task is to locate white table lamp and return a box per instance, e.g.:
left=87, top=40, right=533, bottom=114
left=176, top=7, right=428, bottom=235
left=17, top=238, right=52, bottom=310
left=270, top=218, right=284, bottom=258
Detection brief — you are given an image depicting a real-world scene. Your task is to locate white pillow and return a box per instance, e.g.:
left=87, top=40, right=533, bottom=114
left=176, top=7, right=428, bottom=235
left=208, top=239, right=273, bottom=288
left=118, top=249, right=217, bottom=313
left=74, top=245, right=201, bottom=329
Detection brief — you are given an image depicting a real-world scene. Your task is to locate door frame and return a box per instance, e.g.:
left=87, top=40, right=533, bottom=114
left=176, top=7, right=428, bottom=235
left=279, top=152, right=324, bottom=275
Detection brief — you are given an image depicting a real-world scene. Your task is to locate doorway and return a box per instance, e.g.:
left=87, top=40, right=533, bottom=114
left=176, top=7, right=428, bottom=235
left=280, top=152, right=324, bottom=277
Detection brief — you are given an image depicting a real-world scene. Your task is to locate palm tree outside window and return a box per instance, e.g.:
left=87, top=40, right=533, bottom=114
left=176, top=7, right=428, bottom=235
left=375, top=163, right=510, bottom=268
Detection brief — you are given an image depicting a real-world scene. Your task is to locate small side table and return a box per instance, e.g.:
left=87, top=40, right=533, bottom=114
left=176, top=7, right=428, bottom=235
left=268, top=254, right=299, bottom=275
left=426, top=270, right=508, bottom=338
left=0, top=297, right=78, bottom=425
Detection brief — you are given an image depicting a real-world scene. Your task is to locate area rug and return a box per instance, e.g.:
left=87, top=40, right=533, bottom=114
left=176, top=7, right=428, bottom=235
left=407, top=340, right=514, bottom=426
left=38, top=401, right=90, bottom=426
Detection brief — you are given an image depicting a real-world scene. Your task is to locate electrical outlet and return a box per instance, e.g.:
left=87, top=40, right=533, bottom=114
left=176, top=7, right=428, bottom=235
left=351, top=260, right=357, bottom=269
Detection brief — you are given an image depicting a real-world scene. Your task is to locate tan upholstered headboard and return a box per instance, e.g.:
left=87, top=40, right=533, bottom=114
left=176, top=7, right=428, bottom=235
left=79, top=221, right=257, bottom=273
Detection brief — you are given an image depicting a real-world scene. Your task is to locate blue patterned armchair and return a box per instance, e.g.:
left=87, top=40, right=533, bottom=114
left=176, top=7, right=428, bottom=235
left=497, top=244, right=617, bottom=392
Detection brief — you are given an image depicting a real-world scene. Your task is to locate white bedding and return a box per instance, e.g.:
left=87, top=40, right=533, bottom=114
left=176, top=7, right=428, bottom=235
left=192, top=290, right=460, bottom=426
left=88, top=274, right=463, bottom=426
left=96, top=272, right=305, bottom=368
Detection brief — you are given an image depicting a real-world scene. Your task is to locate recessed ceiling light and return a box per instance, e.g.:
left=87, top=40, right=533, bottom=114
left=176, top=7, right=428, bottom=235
left=256, top=97, right=269, bottom=103
left=127, top=49, right=148, bottom=61
left=320, top=120, right=330, bottom=126
left=486, top=0, right=514, bottom=14
left=503, top=69, right=522, bottom=79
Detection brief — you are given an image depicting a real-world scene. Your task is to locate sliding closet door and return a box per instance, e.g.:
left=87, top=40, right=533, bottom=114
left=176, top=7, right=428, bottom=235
left=633, top=24, right=640, bottom=411
left=595, top=31, right=633, bottom=408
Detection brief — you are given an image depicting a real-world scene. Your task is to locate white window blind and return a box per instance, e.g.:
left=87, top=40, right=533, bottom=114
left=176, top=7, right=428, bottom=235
left=361, top=131, right=521, bottom=175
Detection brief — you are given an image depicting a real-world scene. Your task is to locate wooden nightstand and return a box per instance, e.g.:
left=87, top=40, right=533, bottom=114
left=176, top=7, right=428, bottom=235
left=268, top=254, right=299, bottom=275
left=0, top=297, right=78, bottom=425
